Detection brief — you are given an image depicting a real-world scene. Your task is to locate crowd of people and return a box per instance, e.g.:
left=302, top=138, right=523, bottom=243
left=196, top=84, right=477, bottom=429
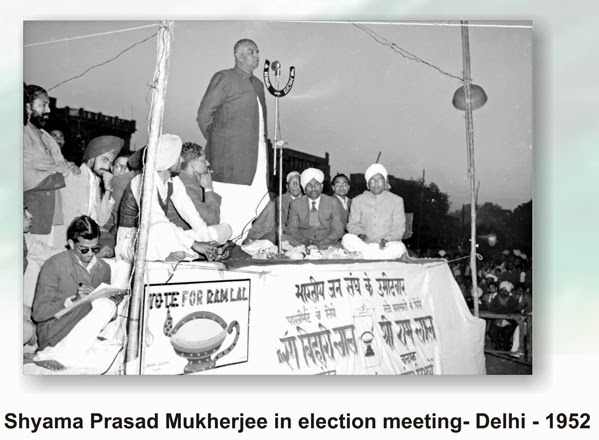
left=443, top=248, right=533, bottom=355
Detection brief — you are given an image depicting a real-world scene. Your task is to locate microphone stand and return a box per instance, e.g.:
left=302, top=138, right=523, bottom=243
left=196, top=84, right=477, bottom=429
left=273, top=70, right=283, bottom=254
left=263, top=60, right=296, bottom=254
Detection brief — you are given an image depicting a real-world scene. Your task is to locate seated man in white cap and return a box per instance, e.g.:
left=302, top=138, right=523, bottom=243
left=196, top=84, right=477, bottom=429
left=242, top=170, right=302, bottom=245
left=341, top=164, right=407, bottom=259
left=115, top=134, right=232, bottom=262
left=60, top=135, right=125, bottom=252
left=286, top=168, right=344, bottom=249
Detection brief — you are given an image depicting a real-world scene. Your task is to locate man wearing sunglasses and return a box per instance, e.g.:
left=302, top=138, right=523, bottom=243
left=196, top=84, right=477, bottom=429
left=31, top=216, right=124, bottom=372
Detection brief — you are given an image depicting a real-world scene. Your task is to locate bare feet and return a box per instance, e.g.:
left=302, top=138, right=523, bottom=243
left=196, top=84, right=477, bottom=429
left=166, top=251, right=187, bottom=262
left=192, top=241, right=218, bottom=261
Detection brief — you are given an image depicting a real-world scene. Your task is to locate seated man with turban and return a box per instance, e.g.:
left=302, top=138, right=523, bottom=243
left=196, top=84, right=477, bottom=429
left=60, top=135, right=125, bottom=253
left=341, top=164, right=407, bottom=259
left=286, top=168, right=344, bottom=249
left=116, top=134, right=232, bottom=262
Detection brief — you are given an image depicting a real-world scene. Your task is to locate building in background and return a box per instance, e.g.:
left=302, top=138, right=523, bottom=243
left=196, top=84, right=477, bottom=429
left=267, top=144, right=331, bottom=194
left=46, top=96, right=136, bottom=164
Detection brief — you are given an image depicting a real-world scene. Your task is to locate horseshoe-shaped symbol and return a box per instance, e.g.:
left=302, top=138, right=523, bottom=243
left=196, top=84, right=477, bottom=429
left=263, top=59, right=295, bottom=97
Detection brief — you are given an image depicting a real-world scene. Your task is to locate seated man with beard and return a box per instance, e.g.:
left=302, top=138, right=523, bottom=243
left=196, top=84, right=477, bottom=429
left=61, top=135, right=124, bottom=254
left=116, top=134, right=232, bottom=262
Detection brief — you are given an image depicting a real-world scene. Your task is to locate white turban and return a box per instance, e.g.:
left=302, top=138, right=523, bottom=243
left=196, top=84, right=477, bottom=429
left=499, top=281, right=514, bottom=292
left=365, top=164, right=388, bottom=183
left=438, top=250, right=446, bottom=257
left=286, top=171, right=300, bottom=182
left=300, top=168, right=324, bottom=190
left=513, top=249, right=522, bottom=257
left=156, top=134, right=183, bottom=171
left=485, top=274, right=498, bottom=282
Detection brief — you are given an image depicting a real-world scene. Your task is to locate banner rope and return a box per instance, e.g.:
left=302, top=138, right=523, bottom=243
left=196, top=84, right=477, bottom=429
left=24, top=23, right=160, bottom=48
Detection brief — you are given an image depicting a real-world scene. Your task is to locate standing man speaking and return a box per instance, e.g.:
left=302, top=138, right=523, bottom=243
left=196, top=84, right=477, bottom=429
left=197, top=39, right=269, bottom=243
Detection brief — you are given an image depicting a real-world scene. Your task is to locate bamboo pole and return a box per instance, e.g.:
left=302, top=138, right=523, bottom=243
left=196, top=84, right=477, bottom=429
left=125, top=21, right=173, bottom=374
left=461, top=21, right=479, bottom=318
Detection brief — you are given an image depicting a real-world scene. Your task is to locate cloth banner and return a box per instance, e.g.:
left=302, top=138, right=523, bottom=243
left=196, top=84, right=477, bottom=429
left=139, top=260, right=485, bottom=375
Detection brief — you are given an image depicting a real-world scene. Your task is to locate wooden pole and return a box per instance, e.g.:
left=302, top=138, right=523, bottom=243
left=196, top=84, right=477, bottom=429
left=125, top=21, right=173, bottom=374
left=416, top=169, right=425, bottom=251
left=461, top=20, right=479, bottom=318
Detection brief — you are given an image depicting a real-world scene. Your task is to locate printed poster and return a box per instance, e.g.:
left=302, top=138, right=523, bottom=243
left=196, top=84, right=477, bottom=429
left=141, top=279, right=251, bottom=375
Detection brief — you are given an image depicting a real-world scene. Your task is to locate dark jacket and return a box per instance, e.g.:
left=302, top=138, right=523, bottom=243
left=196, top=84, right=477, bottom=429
left=197, top=66, right=268, bottom=185
left=32, top=250, right=111, bottom=350
left=244, top=192, right=297, bottom=243
left=286, top=195, right=344, bottom=248
left=167, top=172, right=221, bottom=228
left=24, top=173, right=66, bottom=234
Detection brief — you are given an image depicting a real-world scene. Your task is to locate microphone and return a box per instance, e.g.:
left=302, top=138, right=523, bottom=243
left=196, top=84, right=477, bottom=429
left=271, top=60, right=281, bottom=76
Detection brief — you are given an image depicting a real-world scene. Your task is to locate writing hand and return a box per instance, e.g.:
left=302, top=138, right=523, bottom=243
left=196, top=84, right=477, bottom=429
left=76, top=285, right=94, bottom=300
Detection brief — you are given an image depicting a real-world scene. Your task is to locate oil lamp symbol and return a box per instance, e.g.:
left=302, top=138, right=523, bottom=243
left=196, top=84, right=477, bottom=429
left=361, top=330, right=375, bottom=357
left=163, top=309, right=240, bottom=374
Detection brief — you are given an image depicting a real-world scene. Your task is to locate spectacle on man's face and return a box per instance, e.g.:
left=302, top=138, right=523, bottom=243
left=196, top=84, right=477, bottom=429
left=333, top=177, right=350, bottom=197
left=287, top=177, right=302, bottom=198
left=368, top=174, right=386, bottom=195
left=305, top=180, right=322, bottom=200
left=50, top=130, right=65, bottom=148
left=112, top=157, right=129, bottom=176
left=69, top=236, right=100, bottom=264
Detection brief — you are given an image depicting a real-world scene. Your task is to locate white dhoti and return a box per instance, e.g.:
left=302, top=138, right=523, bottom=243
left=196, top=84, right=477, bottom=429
left=34, top=298, right=123, bottom=371
left=213, top=99, right=270, bottom=245
left=115, top=222, right=232, bottom=262
left=342, top=234, right=407, bottom=260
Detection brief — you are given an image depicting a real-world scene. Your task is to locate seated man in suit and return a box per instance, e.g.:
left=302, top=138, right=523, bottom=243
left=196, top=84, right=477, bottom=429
left=342, top=163, right=407, bottom=259
left=331, top=173, right=351, bottom=229
left=286, top=168, right=344, bottom=249
left=242, top=170, right=302, bottom=245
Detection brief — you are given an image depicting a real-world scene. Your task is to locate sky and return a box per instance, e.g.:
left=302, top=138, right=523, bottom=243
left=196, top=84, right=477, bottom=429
left=23, top=20, right=532, bottom=210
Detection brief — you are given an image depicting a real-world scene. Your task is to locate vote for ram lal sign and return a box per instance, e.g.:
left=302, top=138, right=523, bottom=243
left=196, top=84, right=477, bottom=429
left=140, top=279, right=251, bottom=374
